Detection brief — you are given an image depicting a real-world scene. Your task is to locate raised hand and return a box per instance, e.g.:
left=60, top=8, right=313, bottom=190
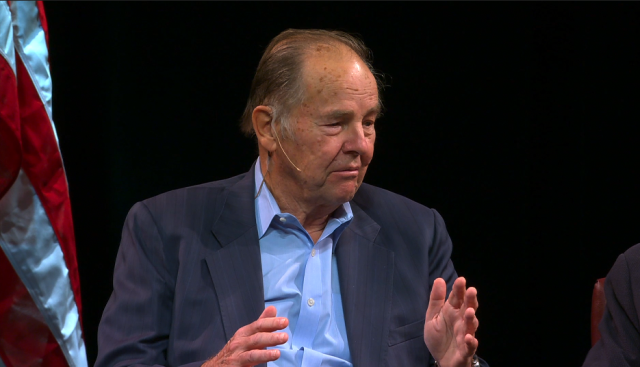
left=424, top=277, right=479, bottom=367
left=203, top=306, right=289, bottom=367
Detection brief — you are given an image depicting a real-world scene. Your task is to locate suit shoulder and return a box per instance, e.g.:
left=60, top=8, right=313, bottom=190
left=126, top=173, right=247, bottom=226
left=353, top=183, right=438, bottom=225
left=617, top=243, right=640, bottom=287
left=605, top=243, right=640, bottom=300
left=608, top=243, right=640, bottom=279
left=623, top=243, right=640, bottom=264
left=142, top=173, right=244, bottom=206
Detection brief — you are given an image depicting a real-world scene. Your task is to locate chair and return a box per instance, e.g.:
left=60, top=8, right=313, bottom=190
left=591, top=278, right=606, bottom=346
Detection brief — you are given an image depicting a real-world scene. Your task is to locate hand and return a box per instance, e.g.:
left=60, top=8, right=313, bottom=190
left=424, top=277, right=479, bottom=367
left=203, top=306, right=289, bottom=367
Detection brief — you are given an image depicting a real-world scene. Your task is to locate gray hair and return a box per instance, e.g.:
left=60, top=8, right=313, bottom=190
left=240, top=29, right=384, bottom=139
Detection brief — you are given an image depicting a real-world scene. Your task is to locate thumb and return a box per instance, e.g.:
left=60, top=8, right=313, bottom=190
left=259, top=305, right=278, bottom=319
left=426, top=278, right=447, bottom=321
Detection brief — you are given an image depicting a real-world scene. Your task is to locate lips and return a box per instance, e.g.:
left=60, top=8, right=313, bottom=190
left=334, top=166, right=360, bottom=172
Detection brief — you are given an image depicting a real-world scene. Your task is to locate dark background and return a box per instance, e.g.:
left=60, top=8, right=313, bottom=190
left=44, top=2, right=640, bottom=367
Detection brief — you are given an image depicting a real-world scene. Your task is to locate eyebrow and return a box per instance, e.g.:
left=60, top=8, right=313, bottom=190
left=324, top=104, right=382, bottom=120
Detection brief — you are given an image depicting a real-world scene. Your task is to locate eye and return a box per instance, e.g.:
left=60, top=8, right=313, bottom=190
left=321, top=122, right=343, bottom=135
left=323, top=121, right=344, bottom=129
left=363, top=120, right=375, bottom=128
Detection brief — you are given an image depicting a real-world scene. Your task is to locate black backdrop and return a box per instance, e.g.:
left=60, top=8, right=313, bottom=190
left=43, top=3, right=640, bottom=366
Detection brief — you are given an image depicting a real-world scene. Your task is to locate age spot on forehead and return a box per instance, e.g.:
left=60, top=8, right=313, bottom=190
left=315, top=44, right=332, bottom=53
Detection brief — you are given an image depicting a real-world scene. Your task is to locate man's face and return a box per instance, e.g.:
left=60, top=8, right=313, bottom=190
left=278, top=45, right=379, bottom=207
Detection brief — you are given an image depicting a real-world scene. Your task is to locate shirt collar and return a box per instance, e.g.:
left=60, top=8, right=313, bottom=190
left=254, top=158, right=353, bottom=239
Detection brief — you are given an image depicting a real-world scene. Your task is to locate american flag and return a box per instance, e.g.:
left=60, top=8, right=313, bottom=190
left=0, top=2, right=86, bottom=367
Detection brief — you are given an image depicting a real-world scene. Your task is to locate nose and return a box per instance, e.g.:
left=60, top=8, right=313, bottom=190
left=342, top=121, right=372, bottom=157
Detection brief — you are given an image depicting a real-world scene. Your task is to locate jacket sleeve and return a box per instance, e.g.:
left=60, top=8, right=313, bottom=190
left=428, top=209, right=458, bottom=302
left=582, top=246, right=640, bottom=367
left=95, top=202, right=206, bottom=367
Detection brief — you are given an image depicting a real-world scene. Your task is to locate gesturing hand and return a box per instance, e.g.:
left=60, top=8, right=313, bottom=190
left=424, top=277, right=479, bottom=367
left=203, top=306, right=289, bottom=367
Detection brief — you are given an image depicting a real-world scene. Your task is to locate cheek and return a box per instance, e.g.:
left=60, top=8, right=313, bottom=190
left=363, top=135, right=375, bottom=165
left=304, top=136, right=329, bottom=159
left=355, top=165, right=369, bottom=188
left=317, top=136, right=342, bottom=157
left=297, top=136, right=339, bottom=169
left=358, top=165, right=369, bottom=180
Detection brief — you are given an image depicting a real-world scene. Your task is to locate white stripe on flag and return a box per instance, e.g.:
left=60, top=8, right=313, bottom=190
left=10, top=1, right=57, bottom=143
left=0, top=170, right=87, bottom=367
left=1, top=2, right=87, bottom=366
left=0, top=1, right=14, bottom=74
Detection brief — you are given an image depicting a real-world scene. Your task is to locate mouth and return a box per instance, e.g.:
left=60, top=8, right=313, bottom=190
left=332, top=166, right=360, bottom=177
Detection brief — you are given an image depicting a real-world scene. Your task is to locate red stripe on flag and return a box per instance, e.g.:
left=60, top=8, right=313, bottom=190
left=0, top=250, right=68, bottom=367
left=15, top=51, right=83, bottom=326
left=0, top=51, right=21, bottom=199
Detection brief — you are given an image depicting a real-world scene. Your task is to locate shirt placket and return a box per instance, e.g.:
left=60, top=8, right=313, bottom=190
left=291, top=237, right=330, bottom=364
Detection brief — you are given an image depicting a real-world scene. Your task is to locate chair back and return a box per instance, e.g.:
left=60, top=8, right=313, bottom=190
left=591, top=278, right=606, bottom=346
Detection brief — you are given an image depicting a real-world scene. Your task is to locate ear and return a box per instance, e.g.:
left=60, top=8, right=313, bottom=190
left=252, top=105, right=277, bottom=153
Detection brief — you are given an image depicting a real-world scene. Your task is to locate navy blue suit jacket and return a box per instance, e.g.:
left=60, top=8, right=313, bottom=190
left=96, top=164, right=485, bottom=367
left=583, top=243, right=640, bottom=367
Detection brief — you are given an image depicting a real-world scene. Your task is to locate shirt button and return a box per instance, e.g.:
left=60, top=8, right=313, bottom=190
left=307, top=298, right=315, bottom=307
left=279, top=217, right=286, bottom=223
left=311, top=249, right=316, bottom=257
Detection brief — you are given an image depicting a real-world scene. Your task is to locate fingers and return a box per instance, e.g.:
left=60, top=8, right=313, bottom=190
left=236, top=318, right=288, bottom=337
left=238, top=349, right=281, bottom=366
left=425, top=278, right=447, bottom=320
left=211, top=307, right=289, bottom=366
left=240, top=331, right=288, bottom=351
left=447, top=277, right=466, bottom=309
left=259, top=305, right=278, bottom=319
left=463, top=334, right=479, bottom=357
left=464, top=307, right=478, bottom=336
left=242, top=307, right=288, bottom=346
left=254, top=317, right=289, bottom=333
left=238, top=309, right=288, bottom=337
left=465, top=287, right=478, bottom=311
left=448, top=278, right=479, bottom=311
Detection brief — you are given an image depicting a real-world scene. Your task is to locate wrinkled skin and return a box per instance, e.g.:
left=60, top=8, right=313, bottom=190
left=254, top=43, right=379, bottom=243
left=205, top=43, right=480, bottom=367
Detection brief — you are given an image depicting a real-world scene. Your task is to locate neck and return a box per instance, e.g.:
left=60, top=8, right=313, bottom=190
left=259, top=154, right=339, bottom=243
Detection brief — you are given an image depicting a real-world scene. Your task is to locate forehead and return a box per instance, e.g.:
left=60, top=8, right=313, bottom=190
left=300, top=43, right=378, bottom=103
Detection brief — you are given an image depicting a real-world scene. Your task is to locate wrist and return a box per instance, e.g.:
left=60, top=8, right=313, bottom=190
left=434, top=355, right=479, bottom=367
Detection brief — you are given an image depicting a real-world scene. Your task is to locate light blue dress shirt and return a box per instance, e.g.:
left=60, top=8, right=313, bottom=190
left=254, top=161, right=353, bottom=367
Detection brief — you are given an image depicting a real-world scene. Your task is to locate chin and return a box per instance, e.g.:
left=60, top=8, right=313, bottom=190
left=331, top=184, right=359, bottom=204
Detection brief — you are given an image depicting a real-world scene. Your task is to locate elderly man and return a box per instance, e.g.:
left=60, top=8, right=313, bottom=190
left=96, top=29, right=486, bottom=367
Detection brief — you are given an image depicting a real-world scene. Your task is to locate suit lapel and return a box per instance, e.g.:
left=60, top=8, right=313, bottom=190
left=205, top=165, right=395, bottom=367
left=207, top=164, right=265, bottom=343
left=337, top=202, right=395, bottom=367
